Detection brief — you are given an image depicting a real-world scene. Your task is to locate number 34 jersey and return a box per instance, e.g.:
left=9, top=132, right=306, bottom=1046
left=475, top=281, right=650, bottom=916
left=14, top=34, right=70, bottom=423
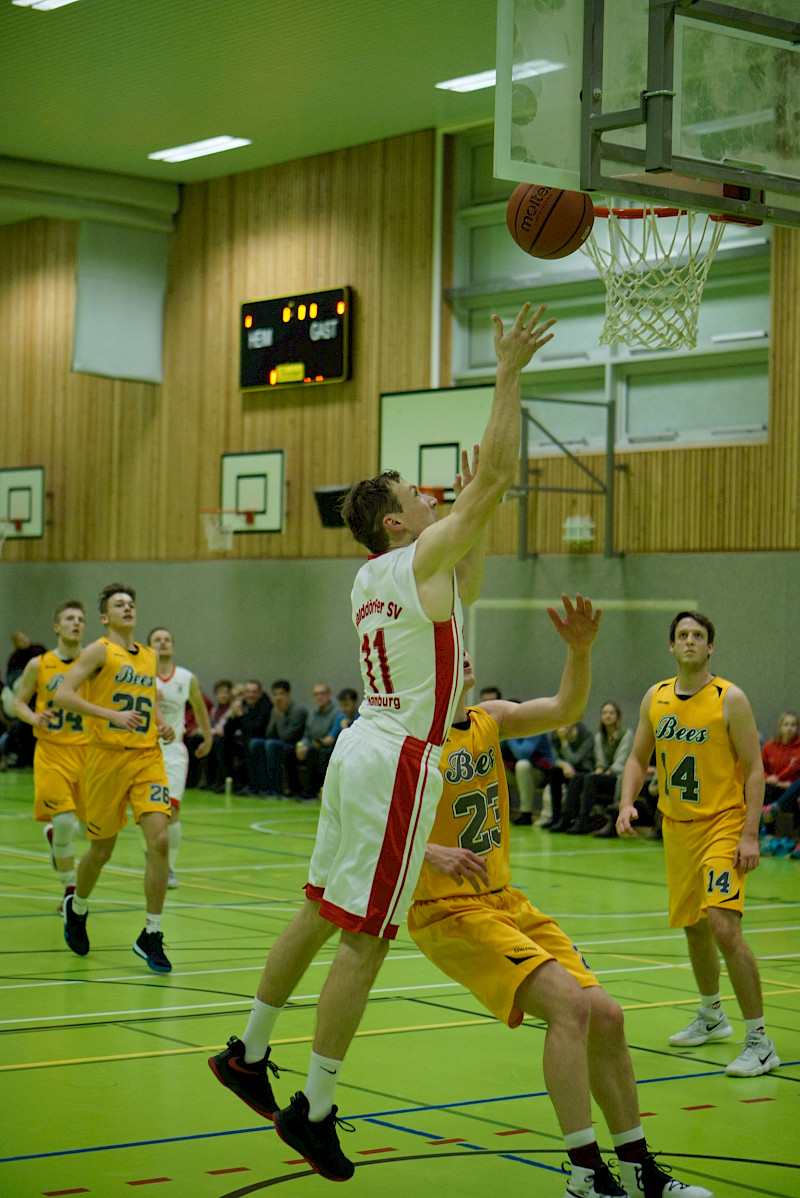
left=649, top=676, right=745, bottom=822
left=34, top=651, right=89, bottom=744
left=85, top=638, right=160, bottom=750
left=413, top=706, right=509, bottom=902
left=352, top=542, right=463, bottom=747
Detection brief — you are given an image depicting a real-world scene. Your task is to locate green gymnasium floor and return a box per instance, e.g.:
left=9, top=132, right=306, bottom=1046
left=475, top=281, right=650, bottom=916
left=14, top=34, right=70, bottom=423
left=1, top=770, right=798, bottom=1198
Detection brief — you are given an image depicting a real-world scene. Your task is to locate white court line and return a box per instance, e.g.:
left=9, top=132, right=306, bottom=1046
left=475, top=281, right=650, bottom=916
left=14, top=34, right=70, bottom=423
left=531, top=902, right=800, bottom=920
left=578, top=925, right=799, bottom=948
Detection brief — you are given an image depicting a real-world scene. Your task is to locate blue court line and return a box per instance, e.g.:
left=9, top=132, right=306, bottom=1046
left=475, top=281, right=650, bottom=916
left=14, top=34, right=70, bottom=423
left=362, top=1118, right=563, bottom=1175
left=5, top=1062, right=796, bottom=1166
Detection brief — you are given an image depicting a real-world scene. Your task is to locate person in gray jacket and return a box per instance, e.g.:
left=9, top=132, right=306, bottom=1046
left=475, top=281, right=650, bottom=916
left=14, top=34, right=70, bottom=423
left=249, top=680, right=307, bottom=797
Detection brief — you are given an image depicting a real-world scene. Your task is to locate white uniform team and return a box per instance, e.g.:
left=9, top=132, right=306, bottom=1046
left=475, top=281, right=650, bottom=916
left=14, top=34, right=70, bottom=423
left=156, top=665, right=192, bottom=808
left=307, top=542, right=463, bottom=938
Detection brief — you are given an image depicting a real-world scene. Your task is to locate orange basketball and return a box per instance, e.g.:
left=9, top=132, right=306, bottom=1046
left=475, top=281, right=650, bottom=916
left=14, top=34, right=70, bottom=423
left=506, top=184, right=595, bottom=259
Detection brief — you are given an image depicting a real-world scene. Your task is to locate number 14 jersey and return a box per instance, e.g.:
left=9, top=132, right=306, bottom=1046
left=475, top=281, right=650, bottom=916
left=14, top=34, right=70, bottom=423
left=649, top=676, right=745, bottom=821
left=352, top=543, right=463, bottom=747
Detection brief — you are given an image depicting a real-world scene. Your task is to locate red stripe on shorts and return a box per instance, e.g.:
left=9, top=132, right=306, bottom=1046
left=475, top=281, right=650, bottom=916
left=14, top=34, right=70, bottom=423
left=371, top=736, right=431, bottom=936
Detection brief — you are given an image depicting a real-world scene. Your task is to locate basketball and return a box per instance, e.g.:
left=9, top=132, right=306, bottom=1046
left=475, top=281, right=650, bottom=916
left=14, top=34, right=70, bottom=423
left=506, top=184, right=595, bottom=259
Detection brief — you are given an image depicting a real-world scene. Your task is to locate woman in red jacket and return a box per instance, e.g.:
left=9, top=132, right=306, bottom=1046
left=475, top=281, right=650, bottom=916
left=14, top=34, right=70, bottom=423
left=762, top=711, right=800, bottom=807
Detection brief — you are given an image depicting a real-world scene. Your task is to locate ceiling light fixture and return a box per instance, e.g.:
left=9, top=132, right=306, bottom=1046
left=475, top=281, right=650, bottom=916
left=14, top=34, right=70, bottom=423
left=12, top=0, right=83, bottom=10
left=148, top=136, right=252, bottom=164
left=436, top=59, right=565, bottom=94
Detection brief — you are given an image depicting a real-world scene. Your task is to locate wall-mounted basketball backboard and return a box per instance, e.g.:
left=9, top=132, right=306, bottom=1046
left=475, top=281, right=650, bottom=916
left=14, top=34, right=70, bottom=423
left=495, top=0, right=800, bottom=226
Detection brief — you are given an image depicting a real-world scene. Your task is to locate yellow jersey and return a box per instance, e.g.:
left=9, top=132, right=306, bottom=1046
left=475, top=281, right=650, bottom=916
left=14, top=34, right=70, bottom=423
left=86, top=638, right=160, bottom=750
left=34, top=650, right=89, bottom=745
left=413, top=706, right=510, bottom=902
left=649, top=675, right=745, bottom=821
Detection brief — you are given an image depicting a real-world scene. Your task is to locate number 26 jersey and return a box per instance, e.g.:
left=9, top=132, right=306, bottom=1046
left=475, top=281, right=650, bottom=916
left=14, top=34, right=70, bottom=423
left=649, top=676, right=745, bottom=821
left=86, top=638, right=160, bottom=750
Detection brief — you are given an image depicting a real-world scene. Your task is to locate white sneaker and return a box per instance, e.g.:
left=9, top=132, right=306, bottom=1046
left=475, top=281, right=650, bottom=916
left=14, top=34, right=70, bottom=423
left=668, top=1009, right=732, bottom=1047
left=565, top=1164, right=626, bottom=1198
left=167, top=869, right=179, bottom=889
left=618, top=1155, right=713, bottom=1197
left=725, top=1032, right=780, bottom=1077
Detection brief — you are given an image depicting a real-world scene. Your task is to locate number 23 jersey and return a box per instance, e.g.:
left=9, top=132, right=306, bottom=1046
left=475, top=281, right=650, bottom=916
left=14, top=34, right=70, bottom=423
left=86, top=638, right=160, bottom=750
left=413, top=706, right=509, bottom=902
left=649, top=676, right=744, bottom=821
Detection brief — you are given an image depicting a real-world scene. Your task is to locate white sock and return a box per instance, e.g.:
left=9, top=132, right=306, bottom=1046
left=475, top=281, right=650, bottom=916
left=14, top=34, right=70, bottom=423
left=304, top=1051, right=342, bottom=1121
left=242, top=997, right=283, bottom=1063
left=145, top=913, right=162, bottom=934
left=700, top=991, right=723, bottom=1015
left=611, top=1125, right=646, bottom=1149
left=57, top=868, right=76, bottom=888
left=564, top=1127, right=597, bottom=1150
left=72, top=894, right=88, bottom=915
left=745, top=1016, right=767, bottom=1037
left=168, top=819, right=182, bottom=869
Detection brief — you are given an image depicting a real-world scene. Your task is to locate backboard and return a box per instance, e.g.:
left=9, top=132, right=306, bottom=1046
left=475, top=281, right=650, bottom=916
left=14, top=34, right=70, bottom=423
left=495, top=0, right=800, bottom=226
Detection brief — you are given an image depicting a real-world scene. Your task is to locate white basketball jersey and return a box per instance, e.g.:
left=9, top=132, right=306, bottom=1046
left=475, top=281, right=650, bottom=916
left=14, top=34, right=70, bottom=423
left=156, top=665, right=193, bottom=738
left=351, top=542, right=463, bottom=746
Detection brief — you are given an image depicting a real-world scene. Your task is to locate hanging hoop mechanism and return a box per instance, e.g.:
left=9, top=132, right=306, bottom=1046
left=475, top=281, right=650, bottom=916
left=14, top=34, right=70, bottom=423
left=580, top=204, right=762, bottom=351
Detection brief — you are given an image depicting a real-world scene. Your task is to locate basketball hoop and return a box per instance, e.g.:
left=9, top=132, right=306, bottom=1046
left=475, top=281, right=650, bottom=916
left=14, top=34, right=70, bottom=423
left=580, top=205, right=734, bottom=351
left=0, top=518, right=22, bottom=557
left=199, top=508, right=255, bottom=552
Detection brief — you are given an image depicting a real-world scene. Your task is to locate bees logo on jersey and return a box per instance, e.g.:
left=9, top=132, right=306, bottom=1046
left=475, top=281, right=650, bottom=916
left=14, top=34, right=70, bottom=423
left=444, top=745, right=495, bottom=784
left=654, top=714, right=709, bottom=744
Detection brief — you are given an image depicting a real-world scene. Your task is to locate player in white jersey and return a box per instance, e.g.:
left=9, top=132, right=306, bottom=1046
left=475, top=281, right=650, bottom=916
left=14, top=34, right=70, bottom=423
left=209, top=300, right=556, bottom=1181
left=148, top=628, right=212, bottom=888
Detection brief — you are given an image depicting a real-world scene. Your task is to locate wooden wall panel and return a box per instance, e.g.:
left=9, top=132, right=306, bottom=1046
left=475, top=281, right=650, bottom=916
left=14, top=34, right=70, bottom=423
left=2, top=156, right=800, bottom=562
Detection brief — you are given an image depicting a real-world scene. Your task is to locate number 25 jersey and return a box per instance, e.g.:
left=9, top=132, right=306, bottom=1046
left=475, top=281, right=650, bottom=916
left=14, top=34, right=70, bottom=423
left=649, top=676, right=744, bottom=821
left=352, top=542, right=463, bottom=747
left=86, top=639, right=160, bottom=750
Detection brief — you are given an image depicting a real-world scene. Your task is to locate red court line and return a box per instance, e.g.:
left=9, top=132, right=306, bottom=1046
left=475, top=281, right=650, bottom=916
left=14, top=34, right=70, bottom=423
left=682, top=1105, right=715, bottom=1111
left=495, top=1129, right=532, bottom=1136
left=429, top=1138, right=466, bottom=1145
left=127, top=1181, right=171, bottom=1187
left=640, top=1112, right=657, bottom=1117
left=207, top=1167, right=251, bottom=1174
left=43, top=1190, right=90, bottom=1196
left=357, top=1147, right=396, bottom=1155
left=741, top=1097, right=775, bottom=1104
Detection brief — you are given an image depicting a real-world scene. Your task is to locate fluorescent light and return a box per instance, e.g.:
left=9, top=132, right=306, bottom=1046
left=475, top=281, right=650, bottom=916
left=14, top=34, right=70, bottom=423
left=148, top=136, right=252, bottom=164
left=436, top=59, right=564, bottom=94
left=12, top=0, right=83, bottom=8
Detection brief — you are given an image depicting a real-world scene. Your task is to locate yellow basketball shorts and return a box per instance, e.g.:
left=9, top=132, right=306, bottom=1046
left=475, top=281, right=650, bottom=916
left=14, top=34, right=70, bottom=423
left=662, top=806, right=747, bottom=927
left=407, top=885, right=598, bottom=1028
left=84, top=744, right=170, bottom=840
left=33, top=741, right=86, bottom=823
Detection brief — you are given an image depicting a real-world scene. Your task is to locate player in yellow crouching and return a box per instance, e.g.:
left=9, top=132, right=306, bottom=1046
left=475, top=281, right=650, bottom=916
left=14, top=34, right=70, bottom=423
left=14, top=600, right=89, bottom=912
left=408, top=597, right=713, bottom=1198
left=56, top=583, right=175, bottom=973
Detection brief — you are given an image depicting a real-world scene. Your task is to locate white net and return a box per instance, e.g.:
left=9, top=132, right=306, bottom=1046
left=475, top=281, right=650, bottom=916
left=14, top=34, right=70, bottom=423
left=201, top=512, right=234, bottom=552
left=580, top=206, right=727, bottom=350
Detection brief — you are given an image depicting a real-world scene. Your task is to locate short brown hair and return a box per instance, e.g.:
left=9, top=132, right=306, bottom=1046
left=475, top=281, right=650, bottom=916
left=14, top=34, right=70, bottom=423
left=669, top=610, right=715, bottom=645
left=99, top=582, right=136, bottom=613
left=341, top=470, right=402, bottom=554
left=53, top=599, right=85, bottom=623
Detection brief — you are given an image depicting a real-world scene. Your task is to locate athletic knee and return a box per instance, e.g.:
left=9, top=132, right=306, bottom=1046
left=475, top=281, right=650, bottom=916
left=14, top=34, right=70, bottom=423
left=707, top=910, right=743, bottom=955
left=587, top=988, right=625, bottom=1039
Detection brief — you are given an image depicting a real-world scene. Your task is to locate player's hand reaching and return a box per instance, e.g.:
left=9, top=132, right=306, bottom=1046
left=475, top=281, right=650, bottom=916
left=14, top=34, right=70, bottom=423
left=546, top=593, right=603, bottom=650
left=491, top=301, right=556, bottom=372
left=158, top=722, right=175, bottom=744
left=110, top=709, right=143, bottom=732
left=453, top=445, right=479, bottom=498
left=424, top=843, right=490, bottom=893
left=616, top=801, right=639, bottom=837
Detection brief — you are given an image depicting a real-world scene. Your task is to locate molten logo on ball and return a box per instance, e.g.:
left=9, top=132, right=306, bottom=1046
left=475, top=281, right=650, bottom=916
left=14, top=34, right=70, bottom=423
left=507, top=183, right=594, bottom=260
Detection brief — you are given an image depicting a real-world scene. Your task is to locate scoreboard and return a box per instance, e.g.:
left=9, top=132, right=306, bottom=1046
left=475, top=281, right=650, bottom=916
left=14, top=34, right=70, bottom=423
left=240, top=287, right=351, bottom=390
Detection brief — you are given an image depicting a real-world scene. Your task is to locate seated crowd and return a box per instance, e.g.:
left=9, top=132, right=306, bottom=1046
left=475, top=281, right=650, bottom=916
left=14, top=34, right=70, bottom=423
left=180, top=678, right=361, bottom=801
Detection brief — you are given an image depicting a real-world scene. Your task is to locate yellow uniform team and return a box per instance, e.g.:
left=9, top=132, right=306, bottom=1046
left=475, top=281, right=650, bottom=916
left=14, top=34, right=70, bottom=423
left=32, top=649, right=89, bottom=826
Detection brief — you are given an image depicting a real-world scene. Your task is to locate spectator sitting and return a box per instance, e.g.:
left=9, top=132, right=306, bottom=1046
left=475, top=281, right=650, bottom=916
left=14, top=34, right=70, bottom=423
left=221, top=680, right=272, bottom=794
left=505, top=730, right=556, bottom=827
left=0, top=631, right=47, bottom=769
left=330, top=687, right=360, bottom=739
left=294, top=683, right=339, bottom=800
left=249, top=680, right=307, bottom=797
left=558, top=701, right=633, bottom=836
left=761, top=711, right=800, bottom=810
left=547, top=721, right=594, bottom=830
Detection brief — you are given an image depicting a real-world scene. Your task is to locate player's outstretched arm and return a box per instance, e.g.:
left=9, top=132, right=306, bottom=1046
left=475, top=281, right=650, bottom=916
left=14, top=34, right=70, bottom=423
left=726, top=685, right=765, bottom=874
left=489, top=595, right=602, bottom=739
left=414, top=303, right=555, bottom=586
left=55, top=641, right=141, bottom=731
left=616, top=690, right=656, bottom=836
